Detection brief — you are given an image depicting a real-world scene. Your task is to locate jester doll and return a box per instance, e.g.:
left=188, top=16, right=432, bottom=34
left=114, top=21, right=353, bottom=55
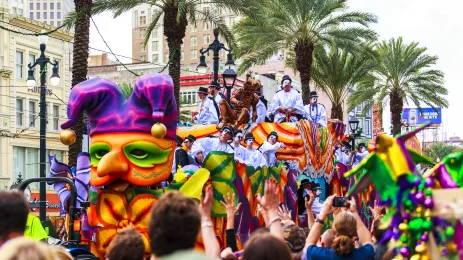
left=58, top=74, right=178, bottom=257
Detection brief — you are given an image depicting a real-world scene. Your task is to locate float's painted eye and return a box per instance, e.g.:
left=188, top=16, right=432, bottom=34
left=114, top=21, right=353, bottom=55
left=89, top=142, right=111, bottom=166
left=123, top=141, right=172, bottom=168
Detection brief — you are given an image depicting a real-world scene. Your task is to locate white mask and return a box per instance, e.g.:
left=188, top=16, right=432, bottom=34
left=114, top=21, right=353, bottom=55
left=234, top=135, right=242, bottom=143
left=246, top=140, right=253, bottom=146
left=315, top=189, right=321, bottom=196
left=283, top=79, right=291, bottom=87
left=269, top=136, right=277, bottom=142
left=310, top=97, right=317, bottom=104
left=360, top=147, right=366, bottom=153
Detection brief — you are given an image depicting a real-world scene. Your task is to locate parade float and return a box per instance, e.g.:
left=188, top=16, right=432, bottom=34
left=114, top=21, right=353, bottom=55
left=39, top=73, right=462, bottom=259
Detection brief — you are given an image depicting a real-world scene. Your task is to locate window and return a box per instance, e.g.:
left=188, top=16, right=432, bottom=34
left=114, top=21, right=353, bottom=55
left=203, top=6, right=210, bottom=14
left=140, top=16, right=146, bottom=26
left=152, top=41, right=158, bottom=51
left=29, top=101, right=37, bottom=128
left=151, top=27, right=158, bottom=37
left=191, top=23, right=197, bottom=32
left=140, top=43, right=145, bottom=52
left=204, top=22, right=210, bottom=30
left=141, top=56, right=146, bottom=62
left=190, top=36, right=197, bottom=46
left=364, top=119, right=371, bottom=136
left=16, top=51, right=23, bottom=79
left=204, top=34, right=210, bottom=44
left=57, top=12, right=61, bottom=19
left=180, top=91, right=198, bottom=105
left=53, top=105, right=59, bottom=130
left=191, top=49, right=197, bottom=59
left=57, top=2, right=61, bottom=9
left=30, top=3, right=33, bottom=10
left=57, top=21, right=61, bottom=26
left=50, top=3, right=54, bottom=9
left=18, top=9, right=23, bottom=16
left=139, top=28, right=145, bottom=38
left=36, top=12, right=40, bottom=19
left=141, top=11, right=145, bottom=14
left=30, top=12, right=33, bottom=19
left=43, top=12, right=47, bottom=19
left=50, top=12, right=54, bottom=19
left=152, top=54, right=159, bottom=63
left=43, top=3, right=47, bottom=9
left=50, top=21, right=54, bottom=26
left=16, top=99, right=24, bottom=127
left=12, top=7, right=16, bottom=15
left=13, top=147, right=42, bottom=190
left=36, top=3, right=40, bottom=10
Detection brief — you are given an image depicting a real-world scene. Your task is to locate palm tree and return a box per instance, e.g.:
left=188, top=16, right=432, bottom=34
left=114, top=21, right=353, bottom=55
left=424, top=142, right=461, bottom=162
left=73, top=0, right=256, bottom=112
left=311, top=45, right=375, bottom=120
left=117, top=82, right=134, bottom=99
left=233, top=0, right=378, bottom=104
left=348, top=37, right=449, bottom=135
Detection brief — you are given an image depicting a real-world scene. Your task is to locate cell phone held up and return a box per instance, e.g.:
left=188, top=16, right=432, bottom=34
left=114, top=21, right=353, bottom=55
left=333, top=197, right=350, bottom=208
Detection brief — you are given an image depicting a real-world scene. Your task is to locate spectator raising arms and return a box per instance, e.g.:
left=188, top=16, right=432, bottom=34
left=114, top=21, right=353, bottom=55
left=305, top=196, right=375, bottom=260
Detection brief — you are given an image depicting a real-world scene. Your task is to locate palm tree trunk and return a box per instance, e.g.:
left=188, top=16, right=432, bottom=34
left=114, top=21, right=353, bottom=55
left=390, top=90, right=403, bottom=135
left=331, top=102, right=343, bottom=121
left=295, top=43, right=314, bottom=105
left=163, top=5, right=187, bottom=116
left=68, top=0, right=91, bottom=165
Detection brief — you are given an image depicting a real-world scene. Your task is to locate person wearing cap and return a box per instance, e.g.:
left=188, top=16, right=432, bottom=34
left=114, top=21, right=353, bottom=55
left=258, top=131, right=286, bottom=167
left=335, top=139, right=353, bottom=167
left=309, top=182, right=324, bottom=215
left=193, top=87, right=219, bottom=125
left=249, top=88, right=267, bottom=123
left=207, top=83, right=226, bottom=120
left=303, top=91, right=327, bottom=128
left=184, top=134, right=198, bottom=165
left=353, top=143, right=369, bottom=167
left=240, top=133, right=266, bottom=169
left=191, top=126, right=235, bottom=163
left=171, top=135, right=190, bottom=177
left=269, top=75, right=305, bottom=123
left=231, top=128, right=246, bottom=161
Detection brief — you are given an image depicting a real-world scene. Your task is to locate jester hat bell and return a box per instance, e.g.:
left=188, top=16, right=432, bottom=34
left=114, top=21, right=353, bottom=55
left=61, top=74, right=178, bottom=140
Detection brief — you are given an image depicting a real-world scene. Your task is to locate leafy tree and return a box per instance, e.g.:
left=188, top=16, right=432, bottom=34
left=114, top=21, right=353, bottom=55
left=348, top=37, right=448, bottom=135
left=233, top=0, right=377, bottom=104
left=117, top=82, right=133, bottom=99
left=311, top=45, right=375, bottom=120
left=424, top=142, right=462, bottom=162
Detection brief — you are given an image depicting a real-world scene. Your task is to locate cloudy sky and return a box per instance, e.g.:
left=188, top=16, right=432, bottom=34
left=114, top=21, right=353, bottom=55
left=89, top=0, right=463, bottom=138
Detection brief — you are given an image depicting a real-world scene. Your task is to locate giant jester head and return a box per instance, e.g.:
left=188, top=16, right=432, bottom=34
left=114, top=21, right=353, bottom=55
left=61, top=74, right=177, bottom=188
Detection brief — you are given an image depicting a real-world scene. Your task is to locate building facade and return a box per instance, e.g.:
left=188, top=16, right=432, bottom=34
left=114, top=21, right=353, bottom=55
left=0, top=14, right=73, bottom=190
left=10, top=0, right=74, bottom=27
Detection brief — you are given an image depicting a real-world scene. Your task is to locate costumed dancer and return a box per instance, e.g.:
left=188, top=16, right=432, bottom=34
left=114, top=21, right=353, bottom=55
left=352, top=143, right=369, bottom=168
left=231, top=128, right=246, bottom=162
left=171, top=135, right=189, bottom=177
left=193, top=87, right=219, bottom=124
left=183, top=134, right=197, bottom=165
left=303, top=91, right=327, bottom=128
left=249, top=88, right=267, bottom=123
left=191, top=126, right=235, bottom=164
left=269, top=75, right=305, bottom=123
left=259, top=131, right=286, bottom=167
left=241, top=133, right=266, bottom=169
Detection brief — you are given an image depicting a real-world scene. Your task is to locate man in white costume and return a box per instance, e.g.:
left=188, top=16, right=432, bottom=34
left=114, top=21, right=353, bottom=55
left=249, top=88, right=267, bottom=123
left=193, top=87, right=219, bottom=124
left=240, top=133, right=266, bottom=169
left=231, top=128, right=246, bottom=162
left=191, top=126, right=235, bottom=163
left=269, top=75, right=305, bottom=123
left=259, top=131, right=286, bottom=167
left=304, top=91, right=327, bottom=128
left=335, top=140, right=353, bottom=167
left=353, top=143, right=369, bottom=168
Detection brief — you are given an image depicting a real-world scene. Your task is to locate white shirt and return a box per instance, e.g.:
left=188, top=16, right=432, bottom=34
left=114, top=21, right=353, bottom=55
left=249, top=99, right=267, bottom=123
left=241, top=148, right=266, bottom=169
left=259, top=141, right=284, bottom=167
left=353, top=150, right=369, bottom=167
left=231, top=143, right=246, bottom=161
left=191, top=137, right=234, bottom=159
left=270, top=89, right=304, bottom=123
left=304, top=103, right=327, bottom=127
left=194, top=98, right=219, bottom=125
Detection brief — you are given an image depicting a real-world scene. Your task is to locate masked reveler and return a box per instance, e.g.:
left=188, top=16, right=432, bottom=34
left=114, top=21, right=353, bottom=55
left=171, top=135, right=190, bottom=177
left=304, top=91, right=327, bottom=128
left=231, top=128, right=246, bottom=161
left=309, top=182, right=324, bottom=215
left=183, top=134, right=197, bottom=165
left=353, top=143, right=369, bottom=168
left=259, top=131, right=286, bottom=167
left=191, top=126, right=235, bottom=164
left=269, top=75, right=305, bottom=123
left=335, top=139, right=353, bottom=167
left=240, top=133, right=266, bottom=169
left=193, top=87, right=219, bottom=124
left=249, top=87, right=267, bottom=123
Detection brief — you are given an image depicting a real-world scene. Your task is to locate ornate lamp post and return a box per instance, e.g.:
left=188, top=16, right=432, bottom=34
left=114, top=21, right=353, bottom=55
left=26, top=30, right=61, bottom=221
left=197, top=28, right=237, bottom=104
left=348, top=115, right=360, bottom=150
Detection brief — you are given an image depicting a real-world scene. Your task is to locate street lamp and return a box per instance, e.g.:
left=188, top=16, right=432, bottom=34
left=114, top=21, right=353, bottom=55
left=198, top=28, right=236, bottom=104
left=348, top=115, right=360, bottom=150
left=27, top=30, right=60, bottom=221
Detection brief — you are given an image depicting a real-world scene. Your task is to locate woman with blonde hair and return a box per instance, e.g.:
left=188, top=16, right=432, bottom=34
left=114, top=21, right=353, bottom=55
left=305, top=196, right=374, bottom=259
left=0, top=237, right=55, bottom=260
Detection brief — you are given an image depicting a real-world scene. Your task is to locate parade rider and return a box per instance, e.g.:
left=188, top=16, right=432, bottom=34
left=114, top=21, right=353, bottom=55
left=241, top=133, right=267, bottom=169
left=231, top=128, right=246, bottom=161
left=250, top=88, right=267, bottom=123
left=208, top=82, right=226, bottom=120
left=304, top=91, right=327, bottom=127
left=259, top=131, right=286, bottom=167
left=191, top=126, right=235, bottom=164
left=269, top=75, right=305, bottom=123
left=353, top=143, right=369, bottom=168
left=336, top=139, right=353, bottom=167
left=171, top=135, right=190, bottom=177
left=193, top=87, right=219, bottom=125
left=183, top=134, right=198, bottom=166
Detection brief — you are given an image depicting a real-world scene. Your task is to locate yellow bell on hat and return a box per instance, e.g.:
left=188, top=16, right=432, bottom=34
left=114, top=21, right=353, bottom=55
left=60, top=129, right=76, bottom=145
left=151, top=122, right=167, bottom=139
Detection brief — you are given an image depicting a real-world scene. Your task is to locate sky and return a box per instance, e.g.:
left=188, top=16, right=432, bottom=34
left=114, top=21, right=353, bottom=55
left=89, top=0, right=463, bottom=138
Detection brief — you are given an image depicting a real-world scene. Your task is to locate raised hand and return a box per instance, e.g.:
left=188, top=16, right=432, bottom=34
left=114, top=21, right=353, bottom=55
left=278, top=204, right=293, bottom=225
left=220, top=192, right=242, bottom=218
left=304, top=190, right=315, bottom=210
